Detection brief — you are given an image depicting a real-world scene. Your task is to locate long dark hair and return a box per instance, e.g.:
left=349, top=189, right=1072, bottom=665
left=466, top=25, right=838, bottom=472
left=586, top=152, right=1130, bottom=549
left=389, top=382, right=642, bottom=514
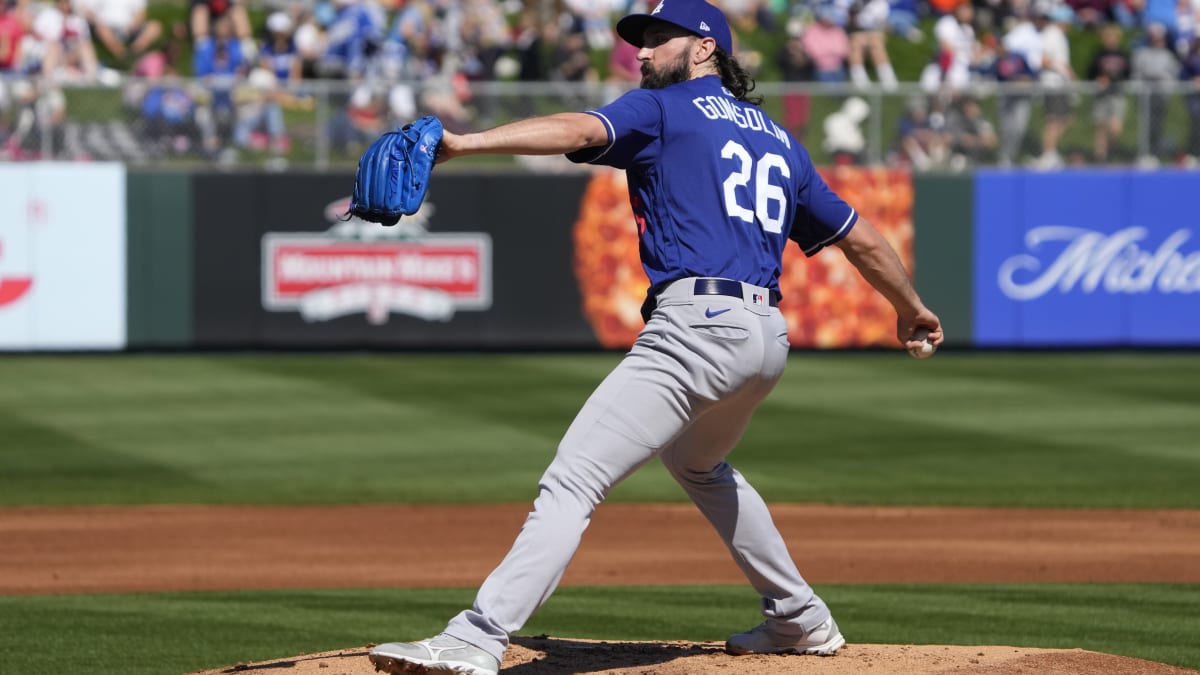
left=714, top=48, right=762, bottom=105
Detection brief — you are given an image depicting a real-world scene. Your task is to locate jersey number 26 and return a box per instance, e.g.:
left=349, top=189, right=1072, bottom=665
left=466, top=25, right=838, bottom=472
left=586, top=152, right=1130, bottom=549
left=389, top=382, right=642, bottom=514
left=720, top=140, right=790, bottom=235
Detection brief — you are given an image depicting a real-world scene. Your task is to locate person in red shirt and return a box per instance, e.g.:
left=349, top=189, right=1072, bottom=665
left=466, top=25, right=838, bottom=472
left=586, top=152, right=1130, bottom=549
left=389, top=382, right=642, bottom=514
left=0, top=0, right=30, bottom=72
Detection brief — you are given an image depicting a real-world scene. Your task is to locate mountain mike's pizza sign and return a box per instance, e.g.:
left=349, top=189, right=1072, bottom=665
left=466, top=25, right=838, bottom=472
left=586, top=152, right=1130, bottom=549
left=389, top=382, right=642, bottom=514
left=261, top=199, right=491, bottom=324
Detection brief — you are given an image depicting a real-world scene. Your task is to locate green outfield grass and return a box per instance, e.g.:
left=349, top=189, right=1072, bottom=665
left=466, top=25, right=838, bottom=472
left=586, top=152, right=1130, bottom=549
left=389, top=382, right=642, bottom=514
left=2, top=351, right=1198, bottom=674
left=1, top=352, right=1197, bottom=507
left=1, top=584, right=1197, bottom=675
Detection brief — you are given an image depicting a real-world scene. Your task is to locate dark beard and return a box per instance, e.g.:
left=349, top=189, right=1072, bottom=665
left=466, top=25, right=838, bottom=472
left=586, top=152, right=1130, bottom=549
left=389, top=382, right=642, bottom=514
left=640, top=52, right=691, bottom=89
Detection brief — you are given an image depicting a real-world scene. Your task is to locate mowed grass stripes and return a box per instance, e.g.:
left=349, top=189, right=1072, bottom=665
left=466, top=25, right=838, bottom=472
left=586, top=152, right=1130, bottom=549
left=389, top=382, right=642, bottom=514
left=1, top=352, right=1197, bottom=507
left=1, top=584, right=1197, bottom=675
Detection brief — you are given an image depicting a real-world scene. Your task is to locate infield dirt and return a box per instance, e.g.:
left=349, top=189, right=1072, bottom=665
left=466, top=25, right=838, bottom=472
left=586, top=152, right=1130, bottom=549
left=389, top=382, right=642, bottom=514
left=5, top=503, right=1199, bottom=674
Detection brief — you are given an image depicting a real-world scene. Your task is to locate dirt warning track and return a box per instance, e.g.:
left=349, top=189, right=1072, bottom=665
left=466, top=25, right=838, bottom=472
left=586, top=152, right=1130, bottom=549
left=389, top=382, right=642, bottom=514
left=2, top=503, right=1198, bottom=595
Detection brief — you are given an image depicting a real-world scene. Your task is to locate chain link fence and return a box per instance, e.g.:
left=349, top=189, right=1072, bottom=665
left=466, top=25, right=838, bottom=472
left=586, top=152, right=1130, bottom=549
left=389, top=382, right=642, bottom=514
left=3, top=75, right=1199, bottom=170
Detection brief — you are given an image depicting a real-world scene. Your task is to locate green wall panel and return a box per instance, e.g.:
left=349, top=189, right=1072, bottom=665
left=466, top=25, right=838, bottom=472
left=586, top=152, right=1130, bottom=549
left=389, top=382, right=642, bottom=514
left=913, top=173, right=974, bottom=348
left=126, top=171, right=193, bottom=347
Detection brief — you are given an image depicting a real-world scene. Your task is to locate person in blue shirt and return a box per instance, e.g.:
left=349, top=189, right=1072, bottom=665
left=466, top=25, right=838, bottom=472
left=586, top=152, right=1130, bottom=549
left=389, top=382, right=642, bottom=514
left=319, top=0, right=384, bottom=79
left=193, top=14, right=245, bottom=156
left=367, top=2, right=943, bottom=674
left=259, top=11, right=301, bottom=85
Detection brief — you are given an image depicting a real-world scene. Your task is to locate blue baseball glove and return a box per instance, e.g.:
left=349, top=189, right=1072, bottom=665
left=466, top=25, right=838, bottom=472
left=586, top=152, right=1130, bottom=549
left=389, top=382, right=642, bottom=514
left=349, top=115, right=444, bottom=226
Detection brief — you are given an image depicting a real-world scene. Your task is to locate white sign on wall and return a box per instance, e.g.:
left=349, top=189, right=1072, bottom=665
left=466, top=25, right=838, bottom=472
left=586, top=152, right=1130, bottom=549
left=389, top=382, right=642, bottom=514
left=0, top=163, right=126, bottom=350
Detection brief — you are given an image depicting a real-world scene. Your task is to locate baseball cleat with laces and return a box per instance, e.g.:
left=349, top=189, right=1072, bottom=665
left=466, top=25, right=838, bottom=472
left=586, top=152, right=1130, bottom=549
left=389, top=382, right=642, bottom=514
left=369, top=634, right=499, bottom=675
left=725, top=616, right=846, bottom=656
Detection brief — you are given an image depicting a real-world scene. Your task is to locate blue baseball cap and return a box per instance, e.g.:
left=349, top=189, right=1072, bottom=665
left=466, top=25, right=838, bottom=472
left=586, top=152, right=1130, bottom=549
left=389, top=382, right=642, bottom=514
left=616, top=0, right=734, bottom=55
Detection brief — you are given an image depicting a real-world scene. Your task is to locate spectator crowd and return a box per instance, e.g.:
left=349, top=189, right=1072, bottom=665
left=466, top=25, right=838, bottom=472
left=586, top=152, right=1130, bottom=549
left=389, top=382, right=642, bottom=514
left=1, top=0, right=1199, bottom=168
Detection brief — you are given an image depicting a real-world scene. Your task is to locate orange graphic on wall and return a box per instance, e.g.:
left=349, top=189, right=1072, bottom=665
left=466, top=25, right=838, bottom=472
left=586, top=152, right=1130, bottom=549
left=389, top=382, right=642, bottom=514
left=572, top=167, right=914, bottom=349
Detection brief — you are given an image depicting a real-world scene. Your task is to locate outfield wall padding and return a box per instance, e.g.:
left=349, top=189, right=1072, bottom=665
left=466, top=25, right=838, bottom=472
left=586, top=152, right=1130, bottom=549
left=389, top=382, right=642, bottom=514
left=127, top=171, right=193, bottom=348
left=113, top=168, right=1200, bottom=351
left=913, top=173, right=974, bottom=349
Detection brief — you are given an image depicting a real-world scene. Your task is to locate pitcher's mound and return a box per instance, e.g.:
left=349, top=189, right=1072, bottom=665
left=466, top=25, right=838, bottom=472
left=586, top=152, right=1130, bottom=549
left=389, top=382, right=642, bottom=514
left=189, top=636, right=1197, bottom=674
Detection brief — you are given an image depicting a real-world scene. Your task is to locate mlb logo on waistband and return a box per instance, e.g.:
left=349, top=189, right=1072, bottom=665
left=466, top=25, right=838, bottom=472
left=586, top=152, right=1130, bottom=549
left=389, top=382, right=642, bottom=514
left=752, top=293, right=765, bottom=306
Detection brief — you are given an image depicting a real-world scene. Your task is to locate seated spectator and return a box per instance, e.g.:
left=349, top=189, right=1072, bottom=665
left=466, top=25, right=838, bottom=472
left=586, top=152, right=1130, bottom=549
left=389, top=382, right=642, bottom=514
left=1087, top=22, right=1132, bottom=162
left=260, top=11, right=301, bottom=87
left=319, top=0, right=385, bottom=79
left=801, top=5, right=851, bottom=82
left=998, top=13, right=1042, bottom=81
left=193, top=13, right=246, bottom=158
left=511, top=8, right=544, bottom=82
left=231, top=9, right=302, bottom=159
left=894, top=94, right=950, bottom=169
left=234, top=67, right=288, bottom=157
left=78, top=0, right=162, bottom=66
left=944, top=95, right=996, bottom=168
left=847, top=0, right=899, bottom=89
left=506, top=7, right=545, bottom=118
left=131, top=50, right=202, bottom=156
left=34, top=0, right=100, bottom=82
left=919, top=1, right=978, bottom=92
left=194, top=13, right=245, bottom=82
left=887, top=0, right=924, bottom=41
left=381, top=0, right=439, bottom=81
left=0, top=0, right=31, bottom=75
left=459, top=0, right=510, bottom=126
left=546, top=14, right=598, bottom=110
left=547, top=15, right=596, bottom=84
left=189, top=0, right=251, bottom=51
left=292, top=10, right=326, bottom=80
left=15, top=4, right=60, bottom=77
left=1142, top=0, right=1178, bottom=41
left=460, top=0, right=509, bottom=83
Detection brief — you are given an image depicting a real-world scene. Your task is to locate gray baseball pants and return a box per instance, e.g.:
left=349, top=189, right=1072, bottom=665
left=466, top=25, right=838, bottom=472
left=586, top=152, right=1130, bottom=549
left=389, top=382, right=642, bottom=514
left=445, top=277, right=832, bottom=661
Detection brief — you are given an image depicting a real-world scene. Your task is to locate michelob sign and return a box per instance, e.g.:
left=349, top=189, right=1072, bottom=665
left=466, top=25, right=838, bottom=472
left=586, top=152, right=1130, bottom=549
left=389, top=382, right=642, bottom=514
left=974, top=171, right=1200, bottom=346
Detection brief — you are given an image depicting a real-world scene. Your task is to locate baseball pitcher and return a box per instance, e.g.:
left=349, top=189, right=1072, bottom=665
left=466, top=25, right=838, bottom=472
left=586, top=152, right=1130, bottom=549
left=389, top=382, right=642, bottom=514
left=368, top=2, right=943, bottom=673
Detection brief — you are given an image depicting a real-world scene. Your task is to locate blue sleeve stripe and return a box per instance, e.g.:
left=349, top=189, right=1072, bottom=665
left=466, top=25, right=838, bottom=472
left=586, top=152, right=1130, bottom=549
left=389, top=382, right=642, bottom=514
left=582, top=110, right=616, bottom=163
left=803, top=207, right=858, bottom=256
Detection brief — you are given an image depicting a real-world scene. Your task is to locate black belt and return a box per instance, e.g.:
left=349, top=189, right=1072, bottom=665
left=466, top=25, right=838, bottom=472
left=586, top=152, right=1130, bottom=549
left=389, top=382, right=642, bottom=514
left=693, top=278, right=780, bottom=307
left=641, top=278, right=780, bottom=322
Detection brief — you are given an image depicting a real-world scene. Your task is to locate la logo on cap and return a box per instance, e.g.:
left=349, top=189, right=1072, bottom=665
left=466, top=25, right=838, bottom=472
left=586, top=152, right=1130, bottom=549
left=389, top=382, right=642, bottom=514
left=651, top=1, right=664, bottom=15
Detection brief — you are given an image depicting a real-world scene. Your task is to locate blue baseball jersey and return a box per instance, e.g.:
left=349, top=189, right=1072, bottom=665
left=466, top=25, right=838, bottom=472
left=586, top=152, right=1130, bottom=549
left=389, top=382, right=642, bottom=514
left=567, top=75, right=857, bottom=297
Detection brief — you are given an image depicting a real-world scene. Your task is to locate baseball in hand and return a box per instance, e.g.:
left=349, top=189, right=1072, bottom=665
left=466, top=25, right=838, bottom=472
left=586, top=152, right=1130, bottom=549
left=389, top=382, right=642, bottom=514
left=908, top=328, right=936, bottom=359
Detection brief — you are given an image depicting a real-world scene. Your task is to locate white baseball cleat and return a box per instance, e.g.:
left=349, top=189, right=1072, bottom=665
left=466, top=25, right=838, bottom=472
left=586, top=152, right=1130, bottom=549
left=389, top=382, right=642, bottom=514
left=725, top=616, right=846, bottom=656
left=369, top=634, right=499, bottom=675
